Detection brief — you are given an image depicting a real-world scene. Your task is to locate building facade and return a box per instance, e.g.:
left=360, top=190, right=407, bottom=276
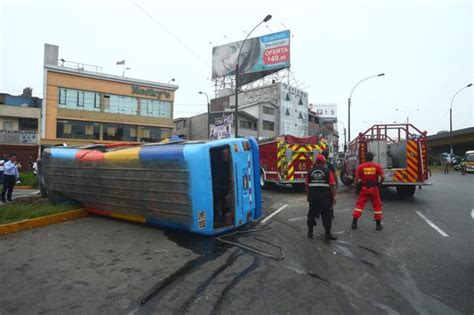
left=41, top=44, right=178, bottom=146
left=208, top=82, right=308, bottom=140
left=0, top=89, right=41, bottom=168
left=308, top=109, right=339, bottom=157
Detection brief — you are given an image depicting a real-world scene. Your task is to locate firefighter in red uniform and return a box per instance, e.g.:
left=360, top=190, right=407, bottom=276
left=306, top=154, right=337, bottom=242
left=351, top=152, right=385, bottom=231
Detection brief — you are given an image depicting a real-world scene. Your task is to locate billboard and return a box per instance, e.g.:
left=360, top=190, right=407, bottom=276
left=312, top=103, right=337, bottom=122
left=210, top=114, right=233, bottom=140
left=212, top=30, right=290, bottom=86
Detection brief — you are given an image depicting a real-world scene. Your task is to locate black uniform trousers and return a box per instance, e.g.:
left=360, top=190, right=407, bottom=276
left=307, top=189, right=333, bottom=232
left=2, top=175, right=16, bottom=201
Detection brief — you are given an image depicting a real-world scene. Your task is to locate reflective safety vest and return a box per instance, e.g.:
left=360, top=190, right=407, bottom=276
left=307, top=165, right=331, bottom=192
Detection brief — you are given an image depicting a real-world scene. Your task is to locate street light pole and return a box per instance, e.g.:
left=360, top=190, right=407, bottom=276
left=347, top=73, right=385, bottom=143
left=450, top=83, right=472, bottom=155
left=395, top=108, right=419, bottom=124
left=198, top=91, right=210, bottom=139
left=234, top=14, right=272, bottom=138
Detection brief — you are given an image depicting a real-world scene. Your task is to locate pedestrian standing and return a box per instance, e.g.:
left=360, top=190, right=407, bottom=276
left=0, top=154, right=6, bottom=185
left=444, top=155, right=452, bottom=174
left=351, top=152, right=385, bottom=231
left=2, top=153, right=19, bottom=203
left=306, top=154, right=337, bottom=242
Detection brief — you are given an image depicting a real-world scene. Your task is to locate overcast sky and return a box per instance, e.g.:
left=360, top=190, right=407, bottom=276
left=1, top=0, right=472, bottom=139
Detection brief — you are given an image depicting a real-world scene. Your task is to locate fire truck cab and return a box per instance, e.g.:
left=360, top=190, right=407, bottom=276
left=341, top=123, right=431, bottom=197
left=259, top=135, right=326, bottom=188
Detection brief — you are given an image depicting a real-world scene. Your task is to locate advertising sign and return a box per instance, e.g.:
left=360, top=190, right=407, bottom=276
left=212, top=30, right=291, bottom=86
left=312, top=103, right=337, bottom=122
left=210, top=114, right=233, bottom=140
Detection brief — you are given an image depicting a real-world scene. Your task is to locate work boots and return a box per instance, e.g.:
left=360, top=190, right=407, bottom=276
left=307, top=228, right=314, bottom=239
left=376, top=220, right=383, bottom=231
left=324, top=233, right=337, bottom=243
left=351, top=218, right=358, bottom=229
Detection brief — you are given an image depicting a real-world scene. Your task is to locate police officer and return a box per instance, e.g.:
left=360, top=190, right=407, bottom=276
left=306, top=154, right=337, bottom=242
left=351, top=152, right=385, bottom=231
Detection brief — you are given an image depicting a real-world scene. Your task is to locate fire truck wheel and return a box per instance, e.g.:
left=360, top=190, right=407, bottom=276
left=396, top=185, right=416, bottom=197
left=340, top=170, right=353, bottom=186
left=260, top=172, right=268, bottom=189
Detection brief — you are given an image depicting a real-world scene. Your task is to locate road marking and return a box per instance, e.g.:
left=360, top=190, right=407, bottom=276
left=30, top=190, right=40, bottom=195
left=288, top=216, right=306, bottom=222
left=261, top=204, right=288, bottom=224
left=471, top=209, right=474, bottom=220
left=336, top=208, right=351, bottom=213
left=415, top=211, right=449, bottom=237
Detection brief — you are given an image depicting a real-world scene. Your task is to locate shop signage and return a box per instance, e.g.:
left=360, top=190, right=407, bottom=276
left=131, top=85, right=171, bottom=99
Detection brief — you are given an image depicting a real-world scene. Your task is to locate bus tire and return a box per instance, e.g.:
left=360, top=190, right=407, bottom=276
left=396, top=186, right=416, bottom=197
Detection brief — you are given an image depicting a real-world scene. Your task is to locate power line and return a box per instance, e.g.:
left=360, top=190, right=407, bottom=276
left=132, top=1, right=209, bottom=68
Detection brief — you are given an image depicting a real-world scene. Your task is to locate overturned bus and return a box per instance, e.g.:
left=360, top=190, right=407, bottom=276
left=40, top=138, right=262, bottom=235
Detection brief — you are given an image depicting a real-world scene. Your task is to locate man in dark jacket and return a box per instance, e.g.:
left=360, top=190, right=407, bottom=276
left=306, top=154, right=337, bottom=242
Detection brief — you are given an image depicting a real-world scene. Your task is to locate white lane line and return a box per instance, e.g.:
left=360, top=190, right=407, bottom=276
left=261, top=204, right=289, bottom=224
left=415, top=211, right=449, bottom=237
left=288, top=216, right=306, bottom=222
left=471, top=209, right=474, bottom=220
left=29, top=190, right=40, bottom=195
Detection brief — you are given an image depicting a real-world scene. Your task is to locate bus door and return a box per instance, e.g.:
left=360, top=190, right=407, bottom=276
left=210, top=145, right=235, bottom=229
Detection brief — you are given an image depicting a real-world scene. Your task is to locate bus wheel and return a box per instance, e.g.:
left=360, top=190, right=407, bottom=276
left=396, top=186, right=416, bottom=197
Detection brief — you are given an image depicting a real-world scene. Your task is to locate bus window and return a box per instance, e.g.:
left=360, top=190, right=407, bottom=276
left=210, top=145, right=235, bottom=228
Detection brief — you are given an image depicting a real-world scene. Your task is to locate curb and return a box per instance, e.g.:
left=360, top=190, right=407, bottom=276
left=15, top=186, right=34, bottom=190
left=0, top=209, right=88, bottom=236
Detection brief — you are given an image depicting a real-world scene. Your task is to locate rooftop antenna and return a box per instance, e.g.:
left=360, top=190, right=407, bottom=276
left=266, top=25, right=272, bottom=32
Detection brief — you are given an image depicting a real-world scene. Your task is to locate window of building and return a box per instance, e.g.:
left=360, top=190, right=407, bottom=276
left=58, top=88, right=100, bottom=112
left=77, top=91, right=85, bottom=107
left=285, top=109, right=290, bottom=116
left=263, top=106, right=275, bottom=115
left=298, top=98, right=303, bottom=105
left=298, top=112, right=303, bottom=119
left=140, top=99, right=172, bottom=118
left=102, top=123, right=138, bottom=141
left=3, top=121, right=13, bottom=130
left=263, top=120, right=274, bottom=131
left=105, top=95, right=138, bottom=116
left=19, top=118, right=38, bottom=131
left=56, top=120, right=100, bottom=140
left=240, top=120, right=256, bottom=130
left=139, top=126, right=171, bottom=142
left=59, top=88, right=67, bottom=105
left=285, top=93, right=290, bottom=101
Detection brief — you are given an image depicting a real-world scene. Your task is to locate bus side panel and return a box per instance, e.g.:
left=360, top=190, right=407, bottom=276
left=231, top=141, right=253, bottom=227
left=183, top=144, right=214, bottom=235
left=249, top=138, right=262, bottom=219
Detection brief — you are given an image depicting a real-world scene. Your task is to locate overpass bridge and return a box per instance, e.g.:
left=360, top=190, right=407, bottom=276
left=427, top=127, right=474, bottom=157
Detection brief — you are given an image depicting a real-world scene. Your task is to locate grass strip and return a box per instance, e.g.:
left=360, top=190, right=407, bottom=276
left=0, top=198, right=79, bottom=225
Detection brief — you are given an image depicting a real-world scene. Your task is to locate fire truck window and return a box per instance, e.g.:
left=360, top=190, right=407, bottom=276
left=210, top=145, right=234, bottom=228
left=286, top=148, right=292, bottom=160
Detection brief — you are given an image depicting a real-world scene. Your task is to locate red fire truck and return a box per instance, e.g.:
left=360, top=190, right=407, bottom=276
left=259, top=135, right=327, bottom=188
left=340, top=123, right=430, bottom=197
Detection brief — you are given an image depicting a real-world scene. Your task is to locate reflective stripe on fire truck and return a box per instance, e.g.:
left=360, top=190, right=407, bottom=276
left=406, top=139, right=419, bottom=182
left=286, top=143, right=326, bottom=181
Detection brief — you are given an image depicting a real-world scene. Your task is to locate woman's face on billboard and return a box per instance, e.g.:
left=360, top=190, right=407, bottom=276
left=212, top=41, right=254, bottom=77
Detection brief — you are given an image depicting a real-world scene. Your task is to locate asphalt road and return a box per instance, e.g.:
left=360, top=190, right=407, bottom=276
left=0, top=171, right=472, bottom=314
